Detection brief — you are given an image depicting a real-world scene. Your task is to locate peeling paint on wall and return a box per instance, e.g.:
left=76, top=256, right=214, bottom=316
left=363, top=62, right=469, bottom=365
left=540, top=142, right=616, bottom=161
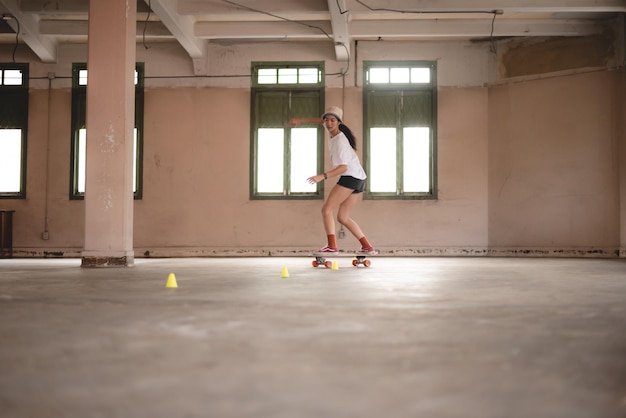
left=97, top=187, right=114, bottom=211
left=81, top=256, right=130, bottom=267
left=501, top=35, right=614, bottom=79
left=11, top=247, right=623, bottom=259
left=100, top=122, right=118, bottom=154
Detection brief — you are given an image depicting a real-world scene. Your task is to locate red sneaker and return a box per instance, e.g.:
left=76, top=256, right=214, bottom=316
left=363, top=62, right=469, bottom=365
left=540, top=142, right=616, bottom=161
left=357, top=247, right=377, bottom=255
left=317, top=245, right=339, bottom=254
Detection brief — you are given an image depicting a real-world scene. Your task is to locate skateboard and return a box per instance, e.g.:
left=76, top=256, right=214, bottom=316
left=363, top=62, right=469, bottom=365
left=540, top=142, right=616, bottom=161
left=311, top=252, right=376, bottom=268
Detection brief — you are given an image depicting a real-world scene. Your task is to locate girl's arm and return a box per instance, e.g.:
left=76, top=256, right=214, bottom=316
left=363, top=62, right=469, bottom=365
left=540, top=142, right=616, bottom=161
left=307, top=164, right=348, bottom=184
left=288, top=117, right=323, bottom=127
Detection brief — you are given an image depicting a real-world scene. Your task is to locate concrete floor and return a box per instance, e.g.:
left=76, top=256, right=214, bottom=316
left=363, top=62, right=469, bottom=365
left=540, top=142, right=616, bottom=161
left=0, top=256, right=625, bottom=418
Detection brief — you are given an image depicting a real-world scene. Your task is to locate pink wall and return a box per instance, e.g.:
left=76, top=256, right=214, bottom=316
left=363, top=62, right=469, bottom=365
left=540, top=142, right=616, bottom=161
left=488, top=70, right=622, bottom=255
left=134, top=86, right=490, bottom=255
left=3, top=66, right=624, bottom=258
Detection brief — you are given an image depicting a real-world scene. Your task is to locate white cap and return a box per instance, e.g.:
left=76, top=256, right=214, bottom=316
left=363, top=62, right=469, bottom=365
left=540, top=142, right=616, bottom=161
left=321, top=106, right=343, bottom=122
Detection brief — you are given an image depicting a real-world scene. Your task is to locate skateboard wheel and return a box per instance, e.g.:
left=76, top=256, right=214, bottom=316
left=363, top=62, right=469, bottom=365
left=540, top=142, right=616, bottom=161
left=352, top=259, right=358, bottom=267
left=312, top=260, right=319, bottom=268
left=363, top=259, right=371, bottom=267
left=324, top=260, right=332, bottom=269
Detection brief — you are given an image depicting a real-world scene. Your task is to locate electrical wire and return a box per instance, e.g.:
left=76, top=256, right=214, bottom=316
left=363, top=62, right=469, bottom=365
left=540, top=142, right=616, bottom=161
left=143, top=0, right=152, bottom=50
left=221, top=0, right=333, bottom=40
left=29, top=75, right=72, bottom=80
left=12, top=16, right=19, bottom=63
left=220, top=0, right=350, bottom=76
left=353, top=0, right=498, bottom=15
left=348, top=1, right=501, bottom=53
left=489, top=12, right=498, bottom=54
left=144, top=74, right=251, bottom=79
left=3, top=14, right=21, bottom=63
left=25, top=1, right=500, bottom=80
left=336, top=0, right=348, bottom=15
left=217, top=1, right=502, bottom=74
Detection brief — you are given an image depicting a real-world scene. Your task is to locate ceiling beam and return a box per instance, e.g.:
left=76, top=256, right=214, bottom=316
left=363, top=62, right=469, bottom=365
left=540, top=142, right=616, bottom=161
left=195, top=21, right=333, bottom=39
left=345, top=0, right=626, bottom=13
left=39, top=20, right=172, bottom=38
left=328, top=0, right=349, bottom=61
left=192, top=17, right=606, bottom=40
left=0, top=0, right=57, bottom=62
left=18, top=0, right=88, bottom=13
left=350, top=19, right=606, bottom=39
left=0, top=0, right=619, bottom=63
left=178, top=0, right=327, bottom=15
left=19, top=0, right=152, bottom=14
left=143, top=0, right=207, bottom=73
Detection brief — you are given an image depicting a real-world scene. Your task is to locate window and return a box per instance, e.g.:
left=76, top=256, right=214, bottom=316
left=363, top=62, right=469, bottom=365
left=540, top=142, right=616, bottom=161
left=251, top=63, right=324, bottom=199
left=0, top=64, right=28, bottom=199
left=70, top=63, right=144, bottom=199
left=363, top=61, right=437, bottom=199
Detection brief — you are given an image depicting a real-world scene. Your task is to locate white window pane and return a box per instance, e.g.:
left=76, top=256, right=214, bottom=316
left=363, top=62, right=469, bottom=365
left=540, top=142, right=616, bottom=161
left=298, top=68, right=318, bottom=84
left=369, top=68, right=389, bottom=84
left=0, top=129, right=22, bottom=192
left=133, top=128, right=138, bottom=193
left=78, top=129, right=87, bottom=193
left=257, top=128, right=284, bottom=193
left=79, top=69, right=88, bottom=86
left=369, top=128, right=396, bottom=192
left=390, top=68, right=410, bottom=83
left=403, top=127, right=430, bottom=192
left=257, top=69, right=276, bottom=84
left=411, top=68, right=431, bottom=83
left=278, top=68, right=297, bottom=84
left=4, top=70, right=22, bottom=86
left=290, top=128, right=317, bottom=193
left=77, top=69, right=138, bottom=85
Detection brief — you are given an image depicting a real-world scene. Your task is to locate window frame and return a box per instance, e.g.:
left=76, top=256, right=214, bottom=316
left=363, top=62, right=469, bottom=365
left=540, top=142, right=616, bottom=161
left=250, top=62, right=325, bottom=200
left=69, top=62, right=144, bottom=200
left=0, top=63, right=29, bottom=200
left=363, top=60, right=438, bottom=200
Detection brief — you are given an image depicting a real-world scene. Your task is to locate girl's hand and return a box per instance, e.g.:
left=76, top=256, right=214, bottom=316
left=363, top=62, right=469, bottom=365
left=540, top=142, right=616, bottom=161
left=307, top=174, right=322, bottom=184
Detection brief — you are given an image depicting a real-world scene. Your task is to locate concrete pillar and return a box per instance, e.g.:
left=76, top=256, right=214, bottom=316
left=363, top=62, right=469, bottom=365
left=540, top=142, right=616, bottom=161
left=620, top=17, right=626, bottom=258
left=81, top=0, right=136, bottom=267
left=617, top=67, right=626, bottom=258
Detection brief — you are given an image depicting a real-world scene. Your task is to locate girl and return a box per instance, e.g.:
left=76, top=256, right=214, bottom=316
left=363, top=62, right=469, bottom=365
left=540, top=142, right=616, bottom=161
left=290, top=106, right=376, bottom=255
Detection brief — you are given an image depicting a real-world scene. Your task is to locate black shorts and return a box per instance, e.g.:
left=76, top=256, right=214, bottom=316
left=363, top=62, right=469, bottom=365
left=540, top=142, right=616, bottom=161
left=337, top=175, right=366, bottom=194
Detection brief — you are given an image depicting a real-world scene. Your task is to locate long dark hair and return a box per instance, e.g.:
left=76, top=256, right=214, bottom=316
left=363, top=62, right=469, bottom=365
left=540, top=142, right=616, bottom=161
left=338, top=123, right=357, bottom=151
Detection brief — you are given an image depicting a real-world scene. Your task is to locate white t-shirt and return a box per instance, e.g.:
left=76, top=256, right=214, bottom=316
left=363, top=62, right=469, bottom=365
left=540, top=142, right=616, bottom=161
left=329, top=131, right=367, bottom=180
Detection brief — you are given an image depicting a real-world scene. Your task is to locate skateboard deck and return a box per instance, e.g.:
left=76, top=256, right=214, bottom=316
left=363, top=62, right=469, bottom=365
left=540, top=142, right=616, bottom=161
left=311, top=251, right=377, bottom=268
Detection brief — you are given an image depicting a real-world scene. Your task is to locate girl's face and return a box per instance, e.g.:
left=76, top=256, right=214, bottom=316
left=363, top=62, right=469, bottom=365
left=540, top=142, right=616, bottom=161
left=324, top=115, right=340, bottom=136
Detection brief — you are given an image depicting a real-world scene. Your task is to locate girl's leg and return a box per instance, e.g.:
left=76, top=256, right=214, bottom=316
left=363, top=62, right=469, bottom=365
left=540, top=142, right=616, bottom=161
left=338, top=193, right=374, bottom=251
left=322, top=185, right=354, bottom=235
left=336, top=193, right=364, bottom=238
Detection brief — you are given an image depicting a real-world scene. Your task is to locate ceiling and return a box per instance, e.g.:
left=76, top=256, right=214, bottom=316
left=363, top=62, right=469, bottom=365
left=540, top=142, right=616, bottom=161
left=0, top=0, right=623, bottom=64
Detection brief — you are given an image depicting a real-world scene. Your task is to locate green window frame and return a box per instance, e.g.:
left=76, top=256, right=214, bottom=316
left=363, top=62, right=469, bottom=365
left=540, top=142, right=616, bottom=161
left=250, top=62, right=325, bottom=200
left=70, top=63, right=144, bottom=200
left=0, top=64, right=28, bottom=199
left=363, top=61, right=437, bottom=200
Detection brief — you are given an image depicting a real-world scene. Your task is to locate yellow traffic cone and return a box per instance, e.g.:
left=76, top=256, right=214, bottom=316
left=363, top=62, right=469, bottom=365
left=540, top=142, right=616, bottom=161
left=281, top=266, right=290, bottom=278
left=166, top=273, right=178, bottom=288
left=332, top=261, right=339, bottom=270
